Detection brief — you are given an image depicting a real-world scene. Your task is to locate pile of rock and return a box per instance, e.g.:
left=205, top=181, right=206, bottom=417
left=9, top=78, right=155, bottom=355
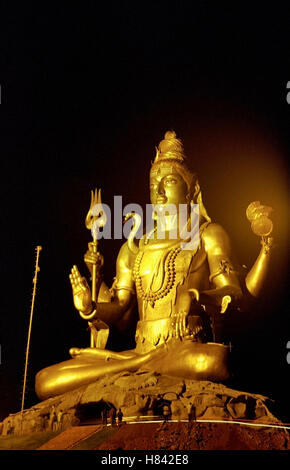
left=1, top=371, right=279, bottom=436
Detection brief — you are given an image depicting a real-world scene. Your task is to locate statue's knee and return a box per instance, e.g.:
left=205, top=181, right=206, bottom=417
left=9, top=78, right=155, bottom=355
left=35, top=368, right=53, bottom=400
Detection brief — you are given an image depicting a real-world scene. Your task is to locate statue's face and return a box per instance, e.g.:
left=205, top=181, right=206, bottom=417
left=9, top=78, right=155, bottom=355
left=150, top=165, right=188, bottom=207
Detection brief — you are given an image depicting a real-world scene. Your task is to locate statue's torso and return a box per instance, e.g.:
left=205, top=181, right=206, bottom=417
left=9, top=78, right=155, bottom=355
left=134, top=239, right=209, bottom=321
left=132, top=226, right=211, bottom=353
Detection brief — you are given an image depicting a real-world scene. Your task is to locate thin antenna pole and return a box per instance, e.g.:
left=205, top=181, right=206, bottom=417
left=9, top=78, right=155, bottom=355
left=21, top=245, right=42, bottom=413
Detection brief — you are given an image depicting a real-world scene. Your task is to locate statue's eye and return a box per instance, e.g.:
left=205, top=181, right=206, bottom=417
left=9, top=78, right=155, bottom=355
left=165, top=178, right=177, bottom=185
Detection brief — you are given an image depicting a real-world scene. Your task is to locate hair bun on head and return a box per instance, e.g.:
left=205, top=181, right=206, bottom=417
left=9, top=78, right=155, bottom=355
left=164, top=130, right=177, bottom=140
left=155, top=130, right=185, bottom=163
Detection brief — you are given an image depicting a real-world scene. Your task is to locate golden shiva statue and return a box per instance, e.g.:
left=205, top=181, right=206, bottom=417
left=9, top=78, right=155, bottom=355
left=35, top=131, right=274, bottom=400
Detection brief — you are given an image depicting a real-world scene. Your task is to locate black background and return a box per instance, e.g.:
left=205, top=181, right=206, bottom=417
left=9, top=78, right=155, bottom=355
left=0, top=2, right=289, bottom=422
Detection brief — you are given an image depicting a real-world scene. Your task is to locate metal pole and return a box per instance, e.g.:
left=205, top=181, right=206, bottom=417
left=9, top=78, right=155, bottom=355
left=21, top=246, right=42, bottom=413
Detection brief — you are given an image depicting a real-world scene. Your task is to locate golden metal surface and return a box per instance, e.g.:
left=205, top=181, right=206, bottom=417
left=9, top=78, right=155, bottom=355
left=35, top=131, right=274, bottom=400
left=22, top=246, right=42, bottom=412
left=245, top=201, right=274, bottom=297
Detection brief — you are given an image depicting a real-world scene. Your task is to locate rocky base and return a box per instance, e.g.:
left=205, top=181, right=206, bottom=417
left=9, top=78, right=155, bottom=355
left=1, top=371, right=282, bottom=437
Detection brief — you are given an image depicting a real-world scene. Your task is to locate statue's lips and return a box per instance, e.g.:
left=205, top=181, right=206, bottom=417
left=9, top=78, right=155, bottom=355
left=156, top=197, right=167, bottom=204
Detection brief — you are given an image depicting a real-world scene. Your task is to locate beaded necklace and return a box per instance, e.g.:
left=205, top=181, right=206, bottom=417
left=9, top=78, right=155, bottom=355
left=133, top=245, right=181, bottom=302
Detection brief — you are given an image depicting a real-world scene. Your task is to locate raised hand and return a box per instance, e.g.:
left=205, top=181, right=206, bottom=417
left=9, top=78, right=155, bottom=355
left=69, top=265, right=93, bottom=314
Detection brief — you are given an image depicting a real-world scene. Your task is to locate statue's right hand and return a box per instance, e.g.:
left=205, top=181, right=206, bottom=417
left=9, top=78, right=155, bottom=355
left=69, top=265, right=93, bottom=314
left=84, top=243, right=104, bottom=275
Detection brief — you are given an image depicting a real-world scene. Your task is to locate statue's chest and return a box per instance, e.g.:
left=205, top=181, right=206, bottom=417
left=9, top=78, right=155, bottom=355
left=133, top=243, right=202, bottom=303
left=136, top=248, right=193, bottom=278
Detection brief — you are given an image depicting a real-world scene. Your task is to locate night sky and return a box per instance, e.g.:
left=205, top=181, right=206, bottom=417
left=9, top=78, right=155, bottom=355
left=0, top=3, right=289, bottom=422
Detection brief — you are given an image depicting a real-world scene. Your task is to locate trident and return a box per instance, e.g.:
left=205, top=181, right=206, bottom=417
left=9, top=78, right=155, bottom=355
left=85, top=189, right=107, bottom=347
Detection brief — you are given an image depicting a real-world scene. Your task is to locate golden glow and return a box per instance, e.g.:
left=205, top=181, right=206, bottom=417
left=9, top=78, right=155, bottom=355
left=195, top=354, right=210, bottom=372
left=35, top=130, right=277, bottom=400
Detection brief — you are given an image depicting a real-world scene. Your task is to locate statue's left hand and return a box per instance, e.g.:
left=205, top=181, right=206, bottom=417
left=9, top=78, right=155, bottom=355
left=171, top=288, right=200, bottom=339
left=246, top=201, right=273, bottom=237
left=171, top=311, right=188, bottom=340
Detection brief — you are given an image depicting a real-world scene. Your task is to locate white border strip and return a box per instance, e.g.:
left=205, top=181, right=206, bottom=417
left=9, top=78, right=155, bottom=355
left=108, top=418, right=290, bottom=431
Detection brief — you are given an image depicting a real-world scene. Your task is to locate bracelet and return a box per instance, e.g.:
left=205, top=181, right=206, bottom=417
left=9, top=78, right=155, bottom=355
left=79, top=301, right=97, bottom=320
left=261, top=236, right=273, bottom=255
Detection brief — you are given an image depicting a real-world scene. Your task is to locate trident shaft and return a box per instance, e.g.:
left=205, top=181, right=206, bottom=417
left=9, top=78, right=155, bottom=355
left=85, top=189, right=106, bottom=346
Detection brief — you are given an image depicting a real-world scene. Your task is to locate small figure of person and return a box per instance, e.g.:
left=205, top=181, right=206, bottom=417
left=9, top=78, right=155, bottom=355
left=150, top=394, right=161, bottom=417
left=187, top=403, right=196, bottom=429
left=101, top=407, right=108, bottom=426
left=57, top=409, right=63, bottom=431
left=117, top=408, right=123, bottom=427
left=49, top=406, right=58, bottom=432
left=191, top=404, right=196, bottom=422
left=109, top=407, right=116, bottom=426
left=188, top=403, right=197, bottom=422
left=6, top=420, right=13, bottom=435
left=162, top=404, right=171, bottom=423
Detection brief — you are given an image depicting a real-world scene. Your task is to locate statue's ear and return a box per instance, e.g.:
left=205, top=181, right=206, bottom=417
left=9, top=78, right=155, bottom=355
left=194, top=180, right=211, bottom=223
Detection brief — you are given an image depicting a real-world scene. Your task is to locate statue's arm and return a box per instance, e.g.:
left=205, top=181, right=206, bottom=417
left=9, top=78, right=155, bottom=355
left=202, top=223, right=243, bottom=301
left=92, top=242, right=136, bottom=327
left=244, top=237, right=273, bottom=297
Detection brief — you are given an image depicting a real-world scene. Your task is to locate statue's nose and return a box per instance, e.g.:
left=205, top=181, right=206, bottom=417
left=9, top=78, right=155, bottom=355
left=157, top=181, right=165, bottom=195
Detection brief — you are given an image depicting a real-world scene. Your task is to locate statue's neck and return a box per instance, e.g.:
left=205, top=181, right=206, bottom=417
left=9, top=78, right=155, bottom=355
left=157, top=213, right=178, bottom=232
left=151, top=208, right=197, bottom=241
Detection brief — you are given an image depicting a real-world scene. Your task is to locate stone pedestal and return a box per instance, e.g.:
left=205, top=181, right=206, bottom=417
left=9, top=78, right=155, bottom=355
left=1, top=371, right=280, bottom=436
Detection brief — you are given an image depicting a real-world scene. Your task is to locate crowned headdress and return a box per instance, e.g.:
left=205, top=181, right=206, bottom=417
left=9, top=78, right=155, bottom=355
left=151, top=130, right=211, bottom=222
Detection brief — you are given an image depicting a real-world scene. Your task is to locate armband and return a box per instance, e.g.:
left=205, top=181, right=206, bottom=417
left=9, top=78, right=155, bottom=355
left=209, top=259, right=236, bottom=283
